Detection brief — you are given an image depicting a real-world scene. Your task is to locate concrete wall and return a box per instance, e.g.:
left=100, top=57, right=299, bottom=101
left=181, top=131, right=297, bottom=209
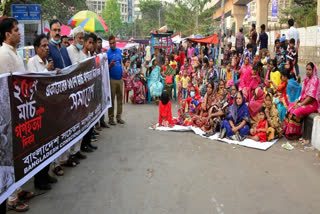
left=267, top=26, right=320, bottom=64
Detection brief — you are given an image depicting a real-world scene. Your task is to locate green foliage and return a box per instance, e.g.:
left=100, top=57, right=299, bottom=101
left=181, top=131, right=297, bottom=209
left=280, top=0, right=317, bottom=27
left=137, top=0, right=218, bottom=37
left=101, top=0, right=122, bottom=37
left=138, top=0, right=164, bottom=35
left=164, top=2, right=195, bottom=36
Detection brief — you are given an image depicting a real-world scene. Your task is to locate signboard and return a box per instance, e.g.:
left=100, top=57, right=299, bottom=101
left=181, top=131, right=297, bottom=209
left=11, top=4, right=41, bottom=23
left=247, top=3, right=250, bottom=19
left=271, top=0, right=278, bottom=22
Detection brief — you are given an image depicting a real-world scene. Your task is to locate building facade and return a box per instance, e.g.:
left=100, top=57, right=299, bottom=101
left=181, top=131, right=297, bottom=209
left=245, top=0, right=290, bottom=28
left=86, top=0, right=129, bottom=22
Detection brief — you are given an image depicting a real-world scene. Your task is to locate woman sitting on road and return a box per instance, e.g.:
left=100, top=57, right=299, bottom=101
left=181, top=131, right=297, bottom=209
left=248, top=86, right=265, bottom=126
left=263, top=93, right=283, bottom=141
left=176, top=86, right=202, bottom=126
left=202, top=88, right=230, bottom=137
left=192, top=81, right=218, bottom=128
left=220, top=91, right=250, bottom=141
left=283, top=62, right=320, bottom=140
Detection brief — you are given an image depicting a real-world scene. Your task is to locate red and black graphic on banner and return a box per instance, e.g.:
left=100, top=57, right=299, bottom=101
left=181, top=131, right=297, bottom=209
left=10, top=57, right=103, bottom=181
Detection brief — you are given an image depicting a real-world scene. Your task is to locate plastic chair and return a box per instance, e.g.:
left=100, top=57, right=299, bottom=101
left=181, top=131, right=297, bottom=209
left=147, top=76, right=164, bottom=104
left=123, top=81, right=136, bottom=104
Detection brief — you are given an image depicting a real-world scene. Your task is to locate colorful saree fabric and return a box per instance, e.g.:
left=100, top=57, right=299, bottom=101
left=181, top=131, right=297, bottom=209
left=220, top=92, right=250, bottom=137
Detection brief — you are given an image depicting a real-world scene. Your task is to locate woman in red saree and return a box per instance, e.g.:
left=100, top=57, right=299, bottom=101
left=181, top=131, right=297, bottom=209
left=283, top=62, right=320, bottom=139
left=158, top=90, right=174, bottom=127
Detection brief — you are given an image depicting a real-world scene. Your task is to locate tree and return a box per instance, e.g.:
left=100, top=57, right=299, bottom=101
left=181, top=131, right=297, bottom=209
left=164, top=2, right=195, bottom=36
left=174, top=0, right=211, bottom=32
left=280, top=0, right=317, bottom=27
left=138, top=0, right=165, bottom=35
left=101, top=0, right=122, bottom=37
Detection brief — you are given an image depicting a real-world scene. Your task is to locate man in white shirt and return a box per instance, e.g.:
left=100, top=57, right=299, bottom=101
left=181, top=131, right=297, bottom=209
left=286, top=18, right=300, bottom=77
left=27, top=34, right=59, bottom=192
left=27, top=34, right=54, bottom=73
left=66, top=27, right=88, bottom=161
left=67, top=26, right=85, bottom=64
left=80, top=33, right=99, bottom=153
left=0, top=19, right=24, bottom=74
left=0, top=17, right=31, bottom=213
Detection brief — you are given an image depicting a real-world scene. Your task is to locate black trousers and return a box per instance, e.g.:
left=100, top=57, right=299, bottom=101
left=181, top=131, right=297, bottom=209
left=81, top=128, right=93, bottom=148
left=0, top=200, right=6, bottom=214
left=100, top=114, right=105, bottom=123
left=34, top=165, right=50, bottom=185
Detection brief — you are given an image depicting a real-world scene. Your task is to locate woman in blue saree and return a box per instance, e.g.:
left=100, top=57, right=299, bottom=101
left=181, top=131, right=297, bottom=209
left=220, top=91, right=250, bottom=141
left=147, top=58, right=163, bottom=102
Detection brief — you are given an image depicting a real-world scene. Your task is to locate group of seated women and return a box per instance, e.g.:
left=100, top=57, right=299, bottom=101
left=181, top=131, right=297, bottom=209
left=169, top=58, right=320, bottom=142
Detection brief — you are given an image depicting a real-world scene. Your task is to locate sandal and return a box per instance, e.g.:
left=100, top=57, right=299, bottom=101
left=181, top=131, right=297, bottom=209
left=7, top=200, right=29, bottom=212
left=18, top=190, right=35, bottom=200
left=61, top=157, right=77, bottom=167
left=53, top=166, right=64, bottom=176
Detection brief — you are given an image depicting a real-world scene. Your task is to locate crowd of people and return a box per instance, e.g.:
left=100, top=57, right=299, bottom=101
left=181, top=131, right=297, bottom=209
left=0, top=17, right=124, bottom=213
left=155, top=19, right=319, bottom=145
left=0, top=14, right=319, bottom=213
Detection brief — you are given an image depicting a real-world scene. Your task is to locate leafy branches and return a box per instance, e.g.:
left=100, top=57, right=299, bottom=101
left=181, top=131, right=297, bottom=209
left=280, top=0, right=317, bottom=27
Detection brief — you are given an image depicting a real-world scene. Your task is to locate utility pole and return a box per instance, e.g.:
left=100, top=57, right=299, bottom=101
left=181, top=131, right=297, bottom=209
left=158, top=9, right=161, bottom=29
left=218, top=0, right=225, bottom=66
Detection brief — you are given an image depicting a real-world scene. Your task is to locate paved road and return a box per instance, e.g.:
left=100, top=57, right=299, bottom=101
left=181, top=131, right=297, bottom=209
left=9, top=103, right=320, bottom=214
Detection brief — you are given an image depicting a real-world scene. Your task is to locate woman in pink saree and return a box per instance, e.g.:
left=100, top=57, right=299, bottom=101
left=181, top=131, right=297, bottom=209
left=238, top=56, right=252, bottom=90
left=283, top=62, right=320, bottom=139
left=241, top=63, right=261, bottom=102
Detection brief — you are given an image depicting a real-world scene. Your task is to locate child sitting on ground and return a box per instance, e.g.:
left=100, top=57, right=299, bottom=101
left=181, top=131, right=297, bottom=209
left=158, top=90, right=174, bottom=127
left=180, top=70, right=191, bottom=99
left=248, top=107, right=268, bottom=142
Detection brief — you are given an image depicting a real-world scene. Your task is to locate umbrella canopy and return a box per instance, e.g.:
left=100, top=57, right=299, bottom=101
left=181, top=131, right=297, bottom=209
left=79, top=17, right=108, bottom=33
left=68, top=10, right=98, bottom=26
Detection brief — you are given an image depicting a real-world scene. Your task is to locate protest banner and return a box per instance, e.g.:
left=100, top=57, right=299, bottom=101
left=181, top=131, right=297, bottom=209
left=0, top=54, right=111, bottom=203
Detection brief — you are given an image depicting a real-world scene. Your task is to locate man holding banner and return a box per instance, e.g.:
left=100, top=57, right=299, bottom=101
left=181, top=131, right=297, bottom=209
left=0, top=17, right=33, bottom=213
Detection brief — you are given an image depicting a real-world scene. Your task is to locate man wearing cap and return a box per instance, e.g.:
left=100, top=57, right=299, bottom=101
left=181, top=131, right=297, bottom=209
left=67, top=26, right=88, bottom=161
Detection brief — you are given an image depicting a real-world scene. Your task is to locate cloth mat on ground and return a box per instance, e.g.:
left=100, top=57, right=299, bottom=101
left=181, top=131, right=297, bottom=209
left=150, top=125, right=279, bottom=150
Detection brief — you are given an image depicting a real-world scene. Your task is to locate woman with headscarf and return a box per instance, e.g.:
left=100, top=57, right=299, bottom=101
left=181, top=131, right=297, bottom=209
left=220, top=91, right=250, bottom=141
left=264, top=93, right=282, bottom=141
left=248, top=86, right=265, bottom=125
left=177, top=86, right=201, bottom=126
left=283, top=62, right=320, bottom=140
left=147, top=58, right=163, bottom=103
left=203, top=88, right=230, bottom=136
left=162, top=56, right=176, bottom=99
left=238, top=56, right=252, bottom=90
left=192, top=82, right=218, bottom=128
left=287, top=72, right=302, bottom=103
left=241, top=63, right=261, bottom=102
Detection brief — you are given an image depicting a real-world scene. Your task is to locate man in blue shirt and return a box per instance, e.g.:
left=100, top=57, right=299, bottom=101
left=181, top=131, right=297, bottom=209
left=257, top=24, right=269, bottom=59
left=107, top=35, right=125, bottom=125
left=48, top=19, right=71, bottom=70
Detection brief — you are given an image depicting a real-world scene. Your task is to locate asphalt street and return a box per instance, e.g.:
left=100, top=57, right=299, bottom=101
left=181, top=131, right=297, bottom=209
left=8, top=102, right=320, bottom=214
